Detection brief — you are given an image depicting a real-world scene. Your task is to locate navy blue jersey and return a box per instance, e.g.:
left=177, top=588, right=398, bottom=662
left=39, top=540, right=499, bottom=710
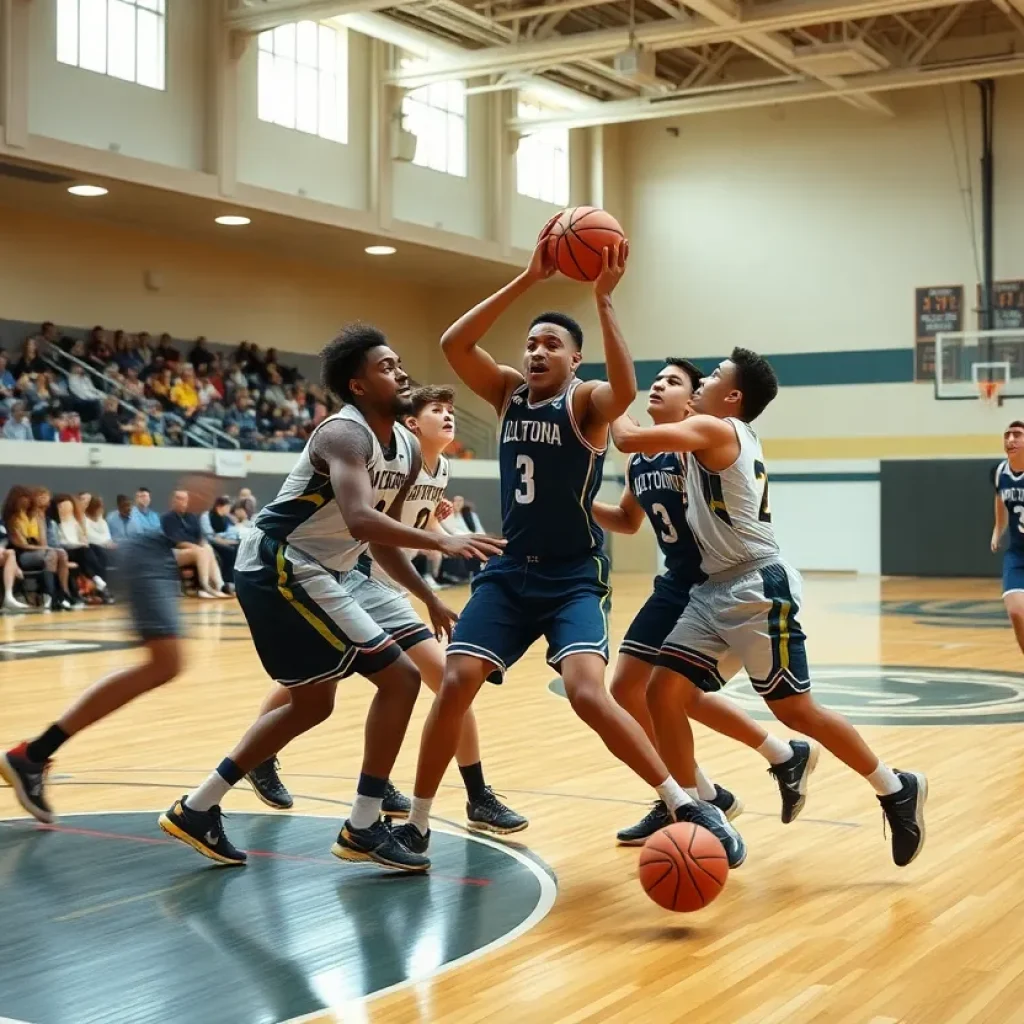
left=995, top=460, right=1024, bottom=554
left=498, top=379, right=605, bottom=560
left=627, top=451, right=706, bottom=584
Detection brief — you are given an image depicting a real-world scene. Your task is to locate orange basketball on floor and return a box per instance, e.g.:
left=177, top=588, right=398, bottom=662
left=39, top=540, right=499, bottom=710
left=638, top=822, right=729, bottom=912
left=542, top=206, right=627, bottom=282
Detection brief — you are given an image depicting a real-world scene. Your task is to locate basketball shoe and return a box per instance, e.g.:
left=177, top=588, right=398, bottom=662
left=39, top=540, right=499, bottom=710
left=674, top=801, right=747, bottom=868
left=382, top=781, right=411, bottom=818
left=0, top=745, right=55, bottom=823
left=466, top=788, right=528, bottom=835
left=767, top=739, right=819, bottom=823
left=245, top=757, right=293, bottom=810
left=159, top=798, right=247, bottom=866
left=617, top=784, right=742, bottom=846
left=332, top=817, right=430, bottom=871
left=878, top=770, right=927, bottom=867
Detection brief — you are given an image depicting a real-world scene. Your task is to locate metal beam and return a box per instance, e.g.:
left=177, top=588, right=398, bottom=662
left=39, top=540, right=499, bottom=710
left=907, top=4, right=964, bottom=64
left=507, top=53, right=1024, bottom=129
left=386, top=0, right=979, bottom=85
left=488, top=0, right=622, bottom=22
left=226, top=0, right=422, bottom=33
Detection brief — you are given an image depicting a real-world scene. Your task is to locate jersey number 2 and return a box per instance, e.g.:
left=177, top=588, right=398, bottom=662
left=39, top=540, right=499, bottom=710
left=753, top=460, right=771, bottom=522
left=515, top=455, right=535, bottom=504
left=651, top=502, right=679, bottom=544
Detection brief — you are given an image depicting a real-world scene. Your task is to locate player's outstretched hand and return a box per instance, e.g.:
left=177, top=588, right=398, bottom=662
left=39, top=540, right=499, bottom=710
left=525, top=230, right=557, bottom=283
left=435, top=498, right=454, bottom=522
left=425, top=596, right=460, bottom=642
left=594, top=240, right=628, bottom=297
left=438, top=533, right=506, bottom=562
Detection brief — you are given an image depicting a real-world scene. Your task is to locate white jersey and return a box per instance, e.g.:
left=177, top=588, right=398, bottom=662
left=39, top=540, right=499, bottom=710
left=243, top=405, right=415, bottom=573
left=361, top=455, right=450, bottom=586
left=685, top=418, right=780, bottom=577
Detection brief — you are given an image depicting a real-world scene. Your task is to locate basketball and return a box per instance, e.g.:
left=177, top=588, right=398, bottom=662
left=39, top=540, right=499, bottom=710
left=638, top=823, right=729, bottom=912
left=541, top=206, right=627, bottom=282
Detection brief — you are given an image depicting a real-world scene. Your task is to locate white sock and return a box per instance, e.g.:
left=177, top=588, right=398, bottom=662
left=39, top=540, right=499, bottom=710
left=92, top=576, right=107, bottom=591
left=409, top=796, right=432, bottom=836
left=756, top=734, right=793, bottom=765
left=684, top=787, right=700, bottom=801
left=694, top=767, right=718, bottom=801
left=866, top=762, right=902, bottom=796
left=656, top=777, right=693, bottom=813
left=349, top=794, right=382, bottom=829
left=186, top=771, right=234, bottom=812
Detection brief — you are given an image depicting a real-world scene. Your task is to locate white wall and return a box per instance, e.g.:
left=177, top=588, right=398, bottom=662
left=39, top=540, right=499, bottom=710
left=27, top=0, right=207, bottom=171
left=235, top=27, right=370, bottom=210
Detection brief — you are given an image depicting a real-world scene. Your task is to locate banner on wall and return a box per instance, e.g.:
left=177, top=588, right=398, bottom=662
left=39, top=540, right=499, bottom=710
left=976, top=280, right=1024, bottom=331
left=914, top=285, right=963, bottom=382
left=214, top=450, right=248, bottom=479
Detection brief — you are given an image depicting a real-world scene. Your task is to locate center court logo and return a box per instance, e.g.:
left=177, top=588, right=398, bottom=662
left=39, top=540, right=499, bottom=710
left=0, top=639, right=140, bottom=661
left=547, top=664, right=1024, bottom=726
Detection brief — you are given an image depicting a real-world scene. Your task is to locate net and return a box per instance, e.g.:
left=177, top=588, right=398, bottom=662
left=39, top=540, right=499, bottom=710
left=979, top=378, right=1004, bottom=406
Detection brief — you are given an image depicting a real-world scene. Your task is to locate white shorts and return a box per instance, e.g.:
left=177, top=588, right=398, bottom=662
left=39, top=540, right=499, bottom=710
left=341, top=571, right=434, bottom=652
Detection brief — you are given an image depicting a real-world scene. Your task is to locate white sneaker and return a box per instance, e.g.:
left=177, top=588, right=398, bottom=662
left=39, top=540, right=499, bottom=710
left=197, top=590, right=216, bottom=600
left=3, top=596, right=30, bottom=612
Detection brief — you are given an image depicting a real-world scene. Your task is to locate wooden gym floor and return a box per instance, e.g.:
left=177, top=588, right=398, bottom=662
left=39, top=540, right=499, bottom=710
left=2, top=573, right=1023, bottom=1024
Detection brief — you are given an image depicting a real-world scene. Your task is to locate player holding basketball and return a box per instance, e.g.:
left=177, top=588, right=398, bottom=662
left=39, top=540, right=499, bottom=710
left=612, top=348, right=927, bottom=867
left=392, top=235, right=746, bottom=870
left=594, top=358, right=816, bottom=845
left=251, top=385, right=526, bottom=835
left=991, top=420, right=1024, bottom=655
left=1, top=475, right=219, bottom=823
left=159, top=326, right=502, bottom=870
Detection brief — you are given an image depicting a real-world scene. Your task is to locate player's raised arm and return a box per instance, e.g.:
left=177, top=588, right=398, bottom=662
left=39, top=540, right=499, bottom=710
left=580, top=242, right=636, bottom=427
left=611, top=412, right=737, bottom=459
left=593, top=484, right=645, bottom=535
left=440, top=229, right=557, bottom=415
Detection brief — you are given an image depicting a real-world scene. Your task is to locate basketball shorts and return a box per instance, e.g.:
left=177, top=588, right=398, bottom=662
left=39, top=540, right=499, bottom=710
left=1003, top=549, right=1024, bottom=596
left=657, top=560, right=810, bottom=702
left=113, top=534, right=181, bottom=640
left=234, top=530, right=402, bottom=687
left=447, top=553, right=611, bottom=684
left=620, top=571, right=703, bottom=665
left=341, top=570, right=434, bottom=651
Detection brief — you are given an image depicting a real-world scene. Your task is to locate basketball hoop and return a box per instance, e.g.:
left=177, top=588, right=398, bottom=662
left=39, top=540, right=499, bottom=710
left=979, top=379, right=1004, bottom=406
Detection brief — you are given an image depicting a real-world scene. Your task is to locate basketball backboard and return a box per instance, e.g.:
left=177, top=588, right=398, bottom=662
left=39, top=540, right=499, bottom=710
left=935, top=330, right=1024, bottom=403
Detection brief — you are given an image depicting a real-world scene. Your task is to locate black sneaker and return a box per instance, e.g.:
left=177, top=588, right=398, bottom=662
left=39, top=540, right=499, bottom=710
left=616, top=800, right=672, bottom=846
left=0, top=744, right=55, bottom=824
left=878, top=770, right=927, bottom=867
left=391, top=821, right=431, bottom=856
left=382, top=781, right=411, bottom=819
left=767, top=739, right=819, bottom=823
left=332, top=817, right=430, bottom=872
left=158, top=797, right=247, bottom=866
left=709, top=784, right=744, bottom=822
left=674, top=800, right=747, bottom=869
left=245, top=757, right=293, bottom=810
left=467, top=787, right=528, bottom=835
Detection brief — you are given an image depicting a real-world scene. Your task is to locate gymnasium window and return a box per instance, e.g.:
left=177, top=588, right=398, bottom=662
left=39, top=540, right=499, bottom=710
left=516, top=101, right=569, bottom=206
left=56, top=0, right=166, bottom=91
left=257, top=21, right=348, bottom=144
left=400, top=57, right=467, bottom=177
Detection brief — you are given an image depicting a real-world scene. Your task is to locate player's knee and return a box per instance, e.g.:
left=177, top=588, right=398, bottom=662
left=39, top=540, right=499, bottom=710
left=609, top=670, right=642, bottom=709
left=563, top=678, right=609, bottom=725
left=768, top=693, right=817, bottom=731
left=147, top=639, right=182, bottom=682
left=646, top=669, right=697, bottom=713
left=292, top=684, right=336, bottom=725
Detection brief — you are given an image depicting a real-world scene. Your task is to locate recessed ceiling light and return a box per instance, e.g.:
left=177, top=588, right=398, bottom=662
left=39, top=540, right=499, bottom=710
left=68, top=184, right=108, bottom=197
left=215, top=215, right=251, bottom=226
left=365, top=245, right=396, bottom=256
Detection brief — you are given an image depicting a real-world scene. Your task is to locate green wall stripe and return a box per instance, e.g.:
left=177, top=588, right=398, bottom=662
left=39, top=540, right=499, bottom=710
left=579, top=348, right=913, bottom=388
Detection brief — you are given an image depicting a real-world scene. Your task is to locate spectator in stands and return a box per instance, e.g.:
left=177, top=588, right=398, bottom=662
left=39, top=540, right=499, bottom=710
left=38, top=322, right=59, bottom=347
left=170, top=365, right=200, bottom=416
left=130, top=411, right=155, bottom=445
left=0, top=353, right=15, bottom=416
left=50, top=493, right=110, bottom=600
left=0, top=543, right=29, bottom=612
left=36, top=411, right=62, bottom=442
left=3, top=485, right=72, bottom=610
left=98, top=396, right=128, bottom=445
left=3, top=402, right=33, bottom=441
left=149, top=366, right=173, bottom=406
left=136, top=332, right=153, bottom=367
left=161, top=489, right=229, bottom=599
left=226, top=360, right=248, bottom=395
left=189, top=337, right=213, bottom=371
left=155, top=333, right=180, bottom=365
left=263, top=367, right=288, bottom=408
left=86, top=327, right=112, bottom=371
left=146, top=401, right=170, bottom=445
left=66, top=365, right=104, bottom=421
left=131, top=487, right=162, bottom=534
left=59, top=412, right=82, bottom=443
left=235, top=487, right=257, bottom=518
left=224, top=393, right=261, bottom=447
left=14, top=338, right=47, bottom=379
left=107, top=494, right=135, bottom=542
left=196, top=368, right=220, bottom=407
left=231, top=502, right=253, bottom=531
left=201, top=495, right=240, bottom=589
left=85, top=496, right=114, bottom=549
left=438, top=495, right=480, bottom=583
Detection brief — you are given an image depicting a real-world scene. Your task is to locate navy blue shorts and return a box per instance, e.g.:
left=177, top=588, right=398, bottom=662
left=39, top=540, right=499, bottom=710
left=619, top=572, right=701, bottom=666
left=113, top=534, right=181, bottom=640
left=447, top=553, right=611, bottom=683
left=1003, top=549, right=1024, bottom=596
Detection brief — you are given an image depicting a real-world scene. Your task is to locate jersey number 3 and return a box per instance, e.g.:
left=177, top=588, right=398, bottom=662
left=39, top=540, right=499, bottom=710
left=515, top=455, right=535, bottom=504
left=651, top=502, right=679, bottom=544
left=753, top=460, right=771, bottom=522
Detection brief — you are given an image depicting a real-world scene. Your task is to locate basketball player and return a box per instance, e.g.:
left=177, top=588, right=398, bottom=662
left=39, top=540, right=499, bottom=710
left=158, top=326, right=503, bottom=870
left=595, top=358, right=816, bottom=845
left=612, top=348, right=927, bottom=867
left=253, top=384, right=526, bottom=834
left=393, top=236, right=746, bottom=869
left=1, top=475, right=218, bottom=823
left=991, top=420, right=1024, bottom=654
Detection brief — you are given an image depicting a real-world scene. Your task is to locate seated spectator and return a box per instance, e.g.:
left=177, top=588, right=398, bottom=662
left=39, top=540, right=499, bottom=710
left=200, top=496, right=240, bottom=588
left=196, top=369, right=220, bottom=407
left=36, top=411, right=62, bottom=442
left=131, top=487, right=163, bottom=534
left=161, top=488, right=229, bottom=599
left=66, top=365, right=104, bottom=421
left=226, top=360, right=248, bottom=395
left=136, top=331, right=154, bottom=367
left=0, top=544, right=29, bottom=612
left=50, top=493, right=110, bottom=600
left=235, top=487, right=257, bottom=518
left=3, top=402, right=33, bottom=441
left=264, top=367, right=288, bottom=408
left=189, top=336, right=213, bottom=371
left=130, top=412, right=155, bottom=446
left=107, top=494, right=136, bottom=542
left=57, top=412, right=82, bottom=443
left=37, top=321, right=59, bottom=347
left=13, top=337, right=47, bottom=379
left=98, top=396, right=129, bottom=445
left=146, top=402, right=170, bottom=445
left=0, top=352, right=15, bottom=416
left=170, top=365, right=200, bottom=415
left=4, top=485, right=73, bottom=609
left=438, top=495, right=480, bottom=583
left=86, top=327, right=113, bottom=370
left=224, top=394, right=261, bottom=447
left=207, top=354, right=226, bottom=398
left=231, top=503, right=253, bottom=531
left=122, top=367, right=146, bottom=403
left=148, top=366, right=173, bottom=405
left=85, top=496, right=115, bottom=548
left=155, top=333, right=180, bottom=365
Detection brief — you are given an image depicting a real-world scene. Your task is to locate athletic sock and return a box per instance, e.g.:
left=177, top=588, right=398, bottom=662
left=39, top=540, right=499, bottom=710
left=865, top=761, right=902, bottom=796
left=684, top=787, right=700, bottom=801
left=694, top=766, right=718, bottom=801
left=656, top=777, right=692, bottom=813
left=186, top=757, right=243, bottom=812
left=756, top=735, right=794, bottom=765
left=25, top=724, right=70, bottom=764
left=458, top=761, right=487, bottom=802
left=409, top=796, right=433, bottom=836
left=349, top=772, right=387, bottom=829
